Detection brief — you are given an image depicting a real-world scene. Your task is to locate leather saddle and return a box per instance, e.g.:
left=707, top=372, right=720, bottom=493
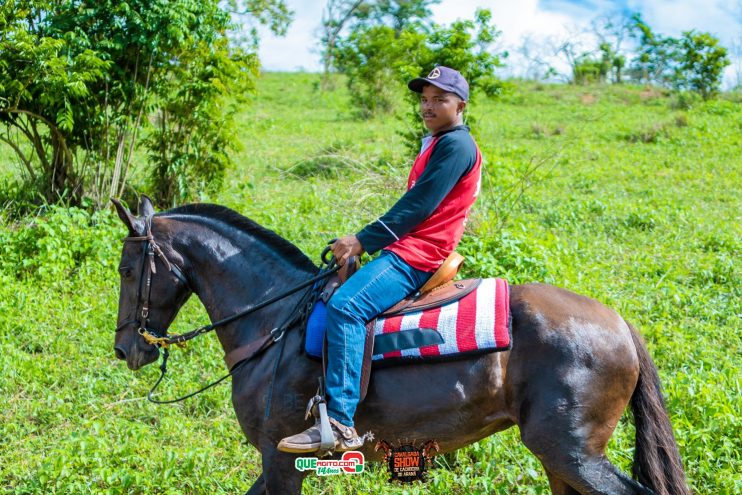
left=318, top=252, right=478, bottom=402
left=320, top=251, right=468, bottom=307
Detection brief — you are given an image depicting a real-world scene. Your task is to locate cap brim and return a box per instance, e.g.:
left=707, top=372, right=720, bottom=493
left=407, top=77, right=430, bottom=93
left=407, top=77, right=466, bottom=100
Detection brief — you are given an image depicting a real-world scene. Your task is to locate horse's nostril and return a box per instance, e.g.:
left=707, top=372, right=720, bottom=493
left=114, top=346, right=127, bottom=361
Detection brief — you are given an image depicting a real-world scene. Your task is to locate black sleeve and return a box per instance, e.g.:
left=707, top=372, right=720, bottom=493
left=356, top=131, right=477, bottom=254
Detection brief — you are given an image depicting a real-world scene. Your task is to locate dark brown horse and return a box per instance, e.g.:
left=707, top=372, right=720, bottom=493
left=112, top=197, right=690, bottom=495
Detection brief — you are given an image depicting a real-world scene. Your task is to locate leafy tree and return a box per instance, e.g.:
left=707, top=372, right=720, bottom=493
left=334, top=7, right=504, bottom=125
left=320, top=0, right=365, bottom=90
left=570, top=43, right=625, bottom=85
left=0, top=0, right=289, bottom=208
left=0, top=0, right=110, bottom=203
left=353, top=0, right=440, bottom=36
left=572, top=56, right=605, bottom=85
left=591, top=13, right=633, bottom=83
left=415, top=9, right=503, bottom=97
left=335, top=25, right=426, bottom=116
left=225, top=0, right=294, bottom=38
left=319, top=0, right=437, bottom=92
left=676, top=31, right=730, bottom=99
left=144, top=38, right=259, bottom=206
left=628, top=16, right=730, bottom=99
left=599, top=43, right=626, bottom=84
left=629, top=13, right=682, bottom=86
left=553, top=26, right=599, bottom=84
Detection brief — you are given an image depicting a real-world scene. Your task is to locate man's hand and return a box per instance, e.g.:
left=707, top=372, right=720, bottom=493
left=331, top=235, right=364, bottom=266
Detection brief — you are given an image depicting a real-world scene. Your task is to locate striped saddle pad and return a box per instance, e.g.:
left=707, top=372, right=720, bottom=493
left=369, top=278, right=511, bottom=362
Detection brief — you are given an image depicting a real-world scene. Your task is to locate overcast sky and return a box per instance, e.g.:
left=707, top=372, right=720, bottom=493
left=255, top=0, right=742, bottom=87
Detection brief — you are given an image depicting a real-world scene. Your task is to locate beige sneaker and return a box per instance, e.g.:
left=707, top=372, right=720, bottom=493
left=277, top=417, right=364, bottom=453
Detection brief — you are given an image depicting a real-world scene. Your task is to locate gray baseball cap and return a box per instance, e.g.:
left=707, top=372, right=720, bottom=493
left=408, top=66, right=469, bottom=101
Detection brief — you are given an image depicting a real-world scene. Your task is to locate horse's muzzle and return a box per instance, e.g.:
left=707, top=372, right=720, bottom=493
left=114, top=341, right=159, bottom=370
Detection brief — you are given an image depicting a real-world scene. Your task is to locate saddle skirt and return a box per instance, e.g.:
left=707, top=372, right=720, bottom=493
left=305, top=278, right=511, bottom=363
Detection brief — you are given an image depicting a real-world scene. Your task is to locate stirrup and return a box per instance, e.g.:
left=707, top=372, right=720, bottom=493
left=304, top=394, right=335, bottom=456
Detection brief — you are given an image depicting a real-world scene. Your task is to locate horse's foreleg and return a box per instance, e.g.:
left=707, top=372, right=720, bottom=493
left=259, top=446, right=305, bottom=494
left=244, top=473, right=265, bottom=495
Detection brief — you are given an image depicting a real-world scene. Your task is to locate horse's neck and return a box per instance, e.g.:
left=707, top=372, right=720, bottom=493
left=170, top=217, right=313, bottom=353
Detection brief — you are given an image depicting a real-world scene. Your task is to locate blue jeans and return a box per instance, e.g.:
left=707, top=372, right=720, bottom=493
left=325, top=250, right=432, bottom=427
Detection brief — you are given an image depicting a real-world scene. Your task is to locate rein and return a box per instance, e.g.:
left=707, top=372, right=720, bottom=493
left=117, top=215, right=338, bottom=403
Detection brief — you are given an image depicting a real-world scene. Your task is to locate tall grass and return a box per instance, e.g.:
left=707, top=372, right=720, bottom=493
left=0, top=75, right=739, bottom=494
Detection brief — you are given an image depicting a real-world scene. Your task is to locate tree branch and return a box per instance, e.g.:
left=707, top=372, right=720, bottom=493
left=0, top=134, right=36, bottom=181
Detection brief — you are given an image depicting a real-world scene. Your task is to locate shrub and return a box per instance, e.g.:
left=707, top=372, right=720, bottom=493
left=624, top=122, right=670, bottom=143
left=623, top=210, right=657, bottom=231
left=457, top=231, right=549, bottom=284
left=0, top=206, right=121, bottom=281
left=0, top=0, right=289, bottom=208
left=284, top=142, right=360, bottom=178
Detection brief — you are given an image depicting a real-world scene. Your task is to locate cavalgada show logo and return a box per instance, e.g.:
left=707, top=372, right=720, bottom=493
left=376, top=439, right=439, bottom=483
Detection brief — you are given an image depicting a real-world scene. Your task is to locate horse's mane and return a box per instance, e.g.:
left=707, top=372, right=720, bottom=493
left=161, top=203, right=315, bottom=271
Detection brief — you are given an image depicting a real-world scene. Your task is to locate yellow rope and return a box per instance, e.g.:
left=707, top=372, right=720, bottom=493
left=141, top=330, right=187, bottom=349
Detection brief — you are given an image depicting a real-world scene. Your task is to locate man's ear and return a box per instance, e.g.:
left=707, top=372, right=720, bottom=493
left=111, top=198, right=144, bottom=236
left=457, top=100, right=467, bottom=114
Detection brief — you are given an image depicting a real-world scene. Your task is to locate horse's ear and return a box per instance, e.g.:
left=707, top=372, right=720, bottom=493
left=111, top=198, right=143, bottom=236
left=138, top=194, right=155, bottom=218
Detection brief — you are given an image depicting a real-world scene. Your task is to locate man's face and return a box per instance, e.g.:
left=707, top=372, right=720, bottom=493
left=419, top=84, right=466, bottom=134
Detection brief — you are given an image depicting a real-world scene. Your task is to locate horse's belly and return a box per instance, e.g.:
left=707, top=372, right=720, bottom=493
left=354, top=352, right=513, bottom=461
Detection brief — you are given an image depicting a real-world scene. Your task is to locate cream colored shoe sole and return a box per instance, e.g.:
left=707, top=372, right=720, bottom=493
left=277, top=438, right=324, bottom=453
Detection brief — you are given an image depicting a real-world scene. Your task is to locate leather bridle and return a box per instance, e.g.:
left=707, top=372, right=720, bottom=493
left=115, top=215, right=338, bottom=404
left=115, top=215, right=191, bottom=344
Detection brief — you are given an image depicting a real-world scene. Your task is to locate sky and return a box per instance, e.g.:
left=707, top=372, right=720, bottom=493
left=254, top=0, right=742, bottom=87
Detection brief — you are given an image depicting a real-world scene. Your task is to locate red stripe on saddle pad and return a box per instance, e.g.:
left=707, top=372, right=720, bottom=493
left=494, top=278, right=509, bottom=347
left=455, top=288, right=478, bottom=352
left=382, top=314, right=404, bottom=359
left=418, top=306, right=442, bottom=357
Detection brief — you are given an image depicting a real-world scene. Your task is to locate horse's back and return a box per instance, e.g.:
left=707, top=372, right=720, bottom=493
left=510, top=283, right=633, bottom=339
left=508, top=282, right=640, bottom=382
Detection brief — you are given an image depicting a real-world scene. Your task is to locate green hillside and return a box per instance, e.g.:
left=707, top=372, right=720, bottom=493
left=0, top=73, right=739, bottom=494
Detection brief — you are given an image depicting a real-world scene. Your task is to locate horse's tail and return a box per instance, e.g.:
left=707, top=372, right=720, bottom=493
left=627, top=322, right=691, bottom=495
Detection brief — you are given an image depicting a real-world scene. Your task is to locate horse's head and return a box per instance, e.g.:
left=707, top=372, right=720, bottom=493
left=111, top=196, right=192, bottom=370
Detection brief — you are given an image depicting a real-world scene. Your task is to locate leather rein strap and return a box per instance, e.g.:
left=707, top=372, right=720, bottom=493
left=224, top=331, right=278, bottom=371
left=118, top=214, right=338, bottom=403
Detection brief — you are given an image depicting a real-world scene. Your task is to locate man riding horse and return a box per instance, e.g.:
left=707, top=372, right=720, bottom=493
left=278, top=66, right=483, bottom=453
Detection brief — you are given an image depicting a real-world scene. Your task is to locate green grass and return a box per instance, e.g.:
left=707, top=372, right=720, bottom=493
left=1, top=73, right=740, bottom=494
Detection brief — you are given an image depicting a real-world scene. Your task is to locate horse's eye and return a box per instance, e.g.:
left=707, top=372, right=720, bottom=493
left=119, top=267, right=133, bottom=279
